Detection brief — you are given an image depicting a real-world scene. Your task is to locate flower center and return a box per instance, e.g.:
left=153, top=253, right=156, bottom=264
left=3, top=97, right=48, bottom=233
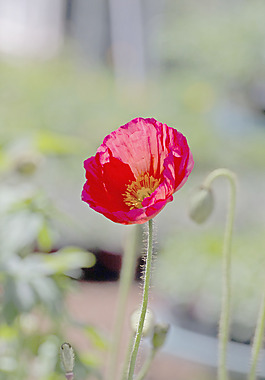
left=123, top=173, right=160, bottom=210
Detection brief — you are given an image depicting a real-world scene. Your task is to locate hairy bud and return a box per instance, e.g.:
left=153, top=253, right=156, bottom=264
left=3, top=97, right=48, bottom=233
left=152, top=323, right=170, bottom=349
left=189, top=187, right=214, bottom=223
left=130, top=308, right=155, bottom=337
left=60, top=343, right=75, bottom=375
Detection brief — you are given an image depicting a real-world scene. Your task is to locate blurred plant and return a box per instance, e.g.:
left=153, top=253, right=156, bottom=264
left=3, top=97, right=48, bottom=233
left=190, top=169, right=236, bottom=380
left=119, top=308, right=169, bottom=380
left=249, top=288, right=265, bottom=380
left=134, top=322, right=170, bottom=380
left=157, top=168, right=265, bottom=380
left=0, top=141, right=105, bottom=380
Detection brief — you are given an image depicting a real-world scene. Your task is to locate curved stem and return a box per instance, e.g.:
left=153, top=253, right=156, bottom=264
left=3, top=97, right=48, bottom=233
left=248, top=289, right=265, bottom=380
left=126, top=219, right=154, bottom=380
left=203, top=169, right=236, bottom=380
left=107, top=225, right=139, bottom=380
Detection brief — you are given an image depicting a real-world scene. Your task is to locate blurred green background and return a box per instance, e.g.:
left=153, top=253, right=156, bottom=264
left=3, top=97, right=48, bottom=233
left=0, top=0, right=265, bottom=378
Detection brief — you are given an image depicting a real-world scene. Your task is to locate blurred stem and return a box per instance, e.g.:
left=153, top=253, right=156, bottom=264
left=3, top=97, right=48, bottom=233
left=248, top=289, right=265, bottom=380
left=134, top=348, right=157, bottom=380
left=108, top=225, right=139, bottom=380
left=126, top=219, right=153, bottom=380
left=65, top=373, right=74, bottom=380
left=121, top=332, right=136, bottom=380
left=203, top=169, right=236, bottom=380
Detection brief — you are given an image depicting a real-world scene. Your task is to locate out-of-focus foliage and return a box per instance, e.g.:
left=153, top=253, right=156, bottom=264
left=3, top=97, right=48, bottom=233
left=0, top=150, right=105, bottom=380
left=0, top=37, right=265, bottom=177
left=0, top=1, right=265, bottom=377
left=155, top=227, right=265, bottom=342
left=162, top=1, right=265, bottom=81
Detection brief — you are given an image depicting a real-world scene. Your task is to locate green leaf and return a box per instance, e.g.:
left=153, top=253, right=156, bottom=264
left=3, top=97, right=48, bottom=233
left=83, top=326, right=108, bottom=351
left=30, top=277, right=60, bottom=306
left=79, top=351, right=102, bottom=367
left=43, top=247, right=96, bottom=274
left=37, top=220, right=53, bottom=252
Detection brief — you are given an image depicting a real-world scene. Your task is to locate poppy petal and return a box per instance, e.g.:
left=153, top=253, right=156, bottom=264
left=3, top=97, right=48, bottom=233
left=82, top=118, right=194, bottom=224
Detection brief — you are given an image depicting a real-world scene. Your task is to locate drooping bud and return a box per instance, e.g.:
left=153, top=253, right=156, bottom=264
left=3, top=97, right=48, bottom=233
left=189, top=186, right=214, bottom=224
left=130, top=308, right=155, bottom=337
left=60, top=342, right=75, bottom=378
left=152, top=323, right=170, bottom=349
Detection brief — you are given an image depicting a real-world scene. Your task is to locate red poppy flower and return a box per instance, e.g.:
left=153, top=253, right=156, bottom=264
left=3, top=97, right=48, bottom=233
left=82, top=117, right=194, bottom=225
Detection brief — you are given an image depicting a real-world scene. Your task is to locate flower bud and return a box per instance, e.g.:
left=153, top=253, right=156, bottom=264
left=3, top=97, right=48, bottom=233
left=130, top=308, right=155, bottom=337
left=60, top=343, right=75, bottom=374
left=189, top=187, right=214, bottom=224
left=152, top=323, right=170, bottom=349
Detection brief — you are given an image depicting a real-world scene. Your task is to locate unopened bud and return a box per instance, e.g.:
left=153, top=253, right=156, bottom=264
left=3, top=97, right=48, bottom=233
left=152, top=323, right=170, bottom=349
left=130, top=308, right=155, bottom=337
left=189, top=187, right=214, bottom=224
left=60, top=343, right=75, bottom=375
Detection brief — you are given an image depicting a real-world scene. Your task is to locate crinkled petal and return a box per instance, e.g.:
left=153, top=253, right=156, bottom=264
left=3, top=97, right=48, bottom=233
left=98, top=118, right=170, bottom=178
left=82, top=154, right=135, bottom=213
left=82, top=117, right=194, bottom=225
left=92, top=199, right=170, bottom=225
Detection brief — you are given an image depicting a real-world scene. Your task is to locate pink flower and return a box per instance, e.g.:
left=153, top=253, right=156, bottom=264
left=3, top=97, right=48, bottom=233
left=82, top=118, right=194, bottom=225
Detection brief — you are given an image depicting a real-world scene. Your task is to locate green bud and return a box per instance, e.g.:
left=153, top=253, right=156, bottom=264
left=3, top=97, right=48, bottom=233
left=189, top=187, right=214, bottom=224
left=60, top=343, right=75, bottom=374
left=130, top=308, right=155, bottom=337
left=152, top=323, right=170, bottom=349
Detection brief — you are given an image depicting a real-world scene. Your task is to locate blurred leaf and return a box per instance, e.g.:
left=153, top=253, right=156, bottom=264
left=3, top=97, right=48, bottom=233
left=43, top=375, right=65, bottom=380
left=2, top=277, right=26, bottom=323
left=84, top=326, right=108, bottom=351
left=0, top=149, right=10, bottom=173
left=0, top=357, right=17, bottom=373
left=31, top=276, right=61, bottom=306
left=35, top=131, right=83, bottom=155
left=79, top=351, right=102, bottom=367
left=14, top=279, right=36, bottom=311
left=35, top=335, right=61, bottom=379
left=43, top=247, right=96, bottom=274
left=72, top=351, right=102, bottom=380
left=0, top=211, right=43, bottom=255
left=3, top=276, right=36, bottom=314
left=0, top=324, right=17, bottom=341
left=37, top=220, right=53, bottom=252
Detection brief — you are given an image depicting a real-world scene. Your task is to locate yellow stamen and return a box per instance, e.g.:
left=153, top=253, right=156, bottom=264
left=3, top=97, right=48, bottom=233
left=124, top=173, right=160, bottom=210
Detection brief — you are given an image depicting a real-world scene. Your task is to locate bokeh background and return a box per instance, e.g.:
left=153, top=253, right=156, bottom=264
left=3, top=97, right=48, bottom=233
left=0, top=0, right=265, bottom=379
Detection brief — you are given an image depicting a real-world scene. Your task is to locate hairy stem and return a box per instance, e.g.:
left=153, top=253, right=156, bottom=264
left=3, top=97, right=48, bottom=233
left=248, top=289, right=265, bottom=380
left=126, top=219, right=153, bottom=380
left=203, top=169, right=236, bottom=380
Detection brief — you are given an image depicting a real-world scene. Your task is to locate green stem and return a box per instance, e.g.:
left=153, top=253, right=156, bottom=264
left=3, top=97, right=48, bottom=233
left=203, top=169, right=236, bottom=380
left=121, top=333, right=136, bottom=380
left=248, top=289, right=265, bottom=380
left=134, top=348, right=157, bottom=380
left=107, top=225, right=139, bottom=380
left=126, top=219, right=154, bottom=380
